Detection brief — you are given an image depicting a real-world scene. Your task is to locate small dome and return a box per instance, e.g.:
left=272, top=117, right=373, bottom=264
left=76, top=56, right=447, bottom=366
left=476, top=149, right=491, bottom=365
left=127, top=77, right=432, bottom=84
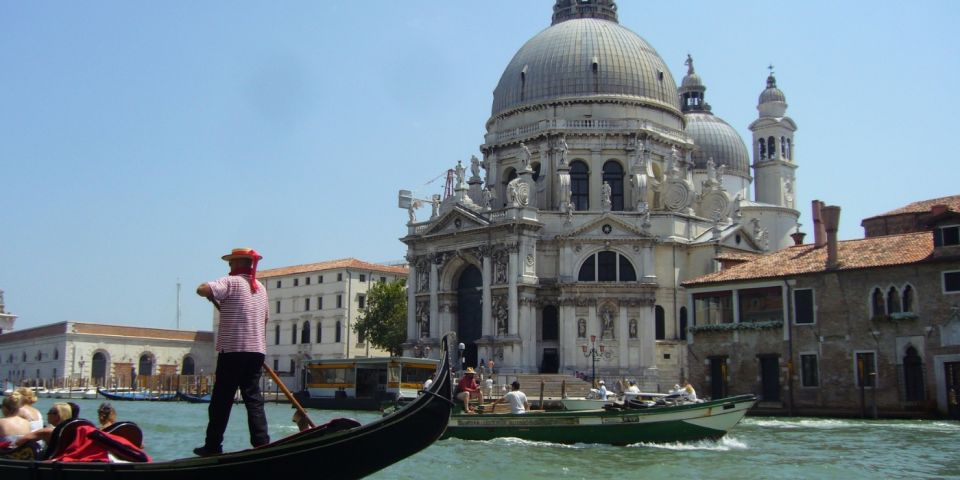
left=685, top=112, right=750, bottom=174
left=681, top=72, right=703, bottom=89
left=491, top=18, right=679, bottom=117
left=759, top=73, right=786, bottom=104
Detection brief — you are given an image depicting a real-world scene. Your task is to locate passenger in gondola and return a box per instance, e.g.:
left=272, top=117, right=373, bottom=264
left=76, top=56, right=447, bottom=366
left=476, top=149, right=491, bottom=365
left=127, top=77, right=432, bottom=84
left=14, top=402, right=72, bottom=447
left=455, top=367, right=483, bottom=413
left=98, top=403, right=117, bottom=430
left=0, top=392, right=31, bottom=447
left=14, top=387, right=43, bottom=432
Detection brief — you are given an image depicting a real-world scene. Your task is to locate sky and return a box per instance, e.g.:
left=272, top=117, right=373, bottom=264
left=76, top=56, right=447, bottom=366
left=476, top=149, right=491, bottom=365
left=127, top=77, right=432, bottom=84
left=1, top=1, right=957, bottom=332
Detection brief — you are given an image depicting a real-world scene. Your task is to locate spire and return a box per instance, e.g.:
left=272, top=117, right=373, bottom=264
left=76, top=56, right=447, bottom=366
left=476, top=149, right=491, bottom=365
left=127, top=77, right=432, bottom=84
left=758, top=64, right=787, bottom=107
left=552, top=0, right=618, bottom=25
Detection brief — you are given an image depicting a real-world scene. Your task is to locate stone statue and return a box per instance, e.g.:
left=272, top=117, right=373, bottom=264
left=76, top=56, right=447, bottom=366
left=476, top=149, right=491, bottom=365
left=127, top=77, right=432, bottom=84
left=482, top=186, right=496, bottom=210
left=577, top=318, right=587, bottom=338
left=630, top=168, right=648, bottom=213
left=629, top=318, right=638, bottom=339
left=519, top=142, right=532, bottom=171
left=417, top=265, right=429, bottom=293
left=494, top=253, right=508, bottom=284
left=601, top=307, right=615, bottom=340
left=601, top=181, right=612, bottom=211
left=407, top=202, right=418, bottom=224
left=430, top=194, right=441, bottom=218
left=685, top=53, right=695, bottom=75
left=455, top=160, right=465, bottom=187
left=416, top=302, right=430, bottom=338
left=470, top=155, right=481, bottom=179
left=557, top=137, right=569, bottom=169
left=495, top=299, right=508, bottom=336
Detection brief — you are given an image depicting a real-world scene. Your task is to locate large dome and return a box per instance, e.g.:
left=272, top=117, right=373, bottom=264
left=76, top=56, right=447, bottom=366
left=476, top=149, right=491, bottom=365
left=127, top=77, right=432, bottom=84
left=491, top=18, right=680, bottom=118
left=685, top=112, right=750, bottom=175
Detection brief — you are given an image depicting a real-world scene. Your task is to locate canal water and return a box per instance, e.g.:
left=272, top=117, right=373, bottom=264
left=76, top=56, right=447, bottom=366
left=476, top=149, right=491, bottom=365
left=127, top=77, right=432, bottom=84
left=27, top=398, right=960, bottom=479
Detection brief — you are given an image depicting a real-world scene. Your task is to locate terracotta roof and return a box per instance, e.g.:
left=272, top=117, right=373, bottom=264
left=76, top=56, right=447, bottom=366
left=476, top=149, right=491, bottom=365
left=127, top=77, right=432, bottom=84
left=866, top=194, right=960, bottom=219
left=683, top=232, right=935, bottom=286
left=257, top=258, right=408, bottom=279
left=714, top=251, right=762, bottom=262
left=0, top=322, right=212, bottom=344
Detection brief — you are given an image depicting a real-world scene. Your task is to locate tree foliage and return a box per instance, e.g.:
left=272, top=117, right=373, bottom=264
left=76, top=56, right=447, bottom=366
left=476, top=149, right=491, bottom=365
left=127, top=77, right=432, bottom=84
left=353, top=278, right=407, bottom=356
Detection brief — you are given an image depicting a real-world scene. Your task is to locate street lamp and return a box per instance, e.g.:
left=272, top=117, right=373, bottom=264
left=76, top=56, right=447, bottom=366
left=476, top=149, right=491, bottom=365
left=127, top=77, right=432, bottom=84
left=582, top=335, right=605, bottom=387
left=458, top=342, right=466, bottom=372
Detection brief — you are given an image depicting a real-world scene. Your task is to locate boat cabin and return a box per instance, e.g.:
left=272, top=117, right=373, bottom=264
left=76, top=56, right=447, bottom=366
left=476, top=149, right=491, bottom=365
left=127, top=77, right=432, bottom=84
left=299, top=357, right=439, bottom=410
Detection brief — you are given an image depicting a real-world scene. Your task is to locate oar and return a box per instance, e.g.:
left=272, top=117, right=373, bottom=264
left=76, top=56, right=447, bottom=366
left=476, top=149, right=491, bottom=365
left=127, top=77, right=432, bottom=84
left=263, top=363, right=316, bottom=429
left=206, top=297, right=316, bottom=429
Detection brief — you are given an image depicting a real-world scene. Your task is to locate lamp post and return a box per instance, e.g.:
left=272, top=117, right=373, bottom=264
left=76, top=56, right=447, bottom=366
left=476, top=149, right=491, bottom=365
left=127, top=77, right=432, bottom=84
left=581, top=335, right=605, bottom=387
left=458, top=342, right=466, bottom=372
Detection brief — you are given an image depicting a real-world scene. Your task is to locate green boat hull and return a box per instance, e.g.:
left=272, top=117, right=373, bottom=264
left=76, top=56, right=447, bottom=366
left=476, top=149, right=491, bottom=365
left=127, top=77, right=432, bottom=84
left=441, top=394, right=756, bottom=445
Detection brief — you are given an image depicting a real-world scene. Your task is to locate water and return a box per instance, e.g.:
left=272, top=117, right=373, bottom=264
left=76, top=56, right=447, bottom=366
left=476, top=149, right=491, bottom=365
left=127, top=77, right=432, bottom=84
left=29, top=398, right=960, bottom=479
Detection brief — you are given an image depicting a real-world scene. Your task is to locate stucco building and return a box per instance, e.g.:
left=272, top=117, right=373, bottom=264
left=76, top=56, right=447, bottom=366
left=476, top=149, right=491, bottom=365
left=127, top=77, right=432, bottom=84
left=0, top=320, right=214, bottom=388
left=254, top=258, right=407, bottom=389
left=397, top=0, right=800, bottom=388
left=682, top=196, right=960, bottom=418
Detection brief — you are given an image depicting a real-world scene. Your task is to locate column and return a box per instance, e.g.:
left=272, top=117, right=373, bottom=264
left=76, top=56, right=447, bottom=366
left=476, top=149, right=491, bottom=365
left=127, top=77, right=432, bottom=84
left=482, top=254, right=492, bottom=336
left=508, top=247, right=519, bottom=335
left=639, top=305, right=655, bottom=368
left=618, top=305, right=629, bottom=370
left=430, top=260, right=440, bottom=338
left=407, top=262, right=416, bottom=341
left=560, top=303, right=575, bottom=372
left=642, top=245, right=656, bottom=282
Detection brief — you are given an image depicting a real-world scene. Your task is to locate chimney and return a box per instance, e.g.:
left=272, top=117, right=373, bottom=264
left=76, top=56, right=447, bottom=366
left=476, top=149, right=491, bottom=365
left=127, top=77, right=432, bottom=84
left=790, top=229, right=807, bottom=246
left=812, top=200, right=827, bottom=247
left=930, top=204, right=948, bottom=216
left=821, top=205, right=841, bottom=269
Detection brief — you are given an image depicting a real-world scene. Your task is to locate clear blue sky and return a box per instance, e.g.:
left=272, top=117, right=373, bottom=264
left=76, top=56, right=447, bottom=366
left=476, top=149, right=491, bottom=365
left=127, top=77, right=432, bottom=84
left=2, top=1, right=956, bottom=332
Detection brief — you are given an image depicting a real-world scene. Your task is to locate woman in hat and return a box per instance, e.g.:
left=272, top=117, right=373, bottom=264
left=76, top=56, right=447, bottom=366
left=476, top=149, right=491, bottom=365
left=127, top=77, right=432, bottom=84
left=193, top=247, right=270, bottom=457
left=455, top=367, right=484, bottom=413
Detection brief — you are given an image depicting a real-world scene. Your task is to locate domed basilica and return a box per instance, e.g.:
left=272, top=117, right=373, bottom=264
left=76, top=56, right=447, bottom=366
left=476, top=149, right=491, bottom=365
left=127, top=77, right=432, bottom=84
left=398, top=0, right=799, bottom=386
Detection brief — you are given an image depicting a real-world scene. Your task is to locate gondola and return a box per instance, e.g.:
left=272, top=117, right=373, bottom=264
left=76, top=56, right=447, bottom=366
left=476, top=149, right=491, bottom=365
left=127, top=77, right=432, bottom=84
left=96, top=389, right=179, bottom=401
left=0, top=335, right=455, bottom=479
left=176, top=391, right=212, bottom=403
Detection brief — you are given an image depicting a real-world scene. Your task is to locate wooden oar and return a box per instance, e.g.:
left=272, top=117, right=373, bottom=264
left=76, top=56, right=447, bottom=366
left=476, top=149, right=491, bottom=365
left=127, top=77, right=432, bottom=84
left=263, top=363, right=315, bottom=429
left=207, top=297, right=316, bottom=429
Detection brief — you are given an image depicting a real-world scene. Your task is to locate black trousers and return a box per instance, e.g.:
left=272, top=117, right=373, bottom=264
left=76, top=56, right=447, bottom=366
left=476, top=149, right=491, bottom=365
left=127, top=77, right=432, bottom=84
left=204, top=352, right=269, bottom=448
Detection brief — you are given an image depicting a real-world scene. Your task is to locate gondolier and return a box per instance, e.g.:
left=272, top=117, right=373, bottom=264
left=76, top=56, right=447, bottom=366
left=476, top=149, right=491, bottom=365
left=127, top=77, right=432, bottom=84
left=194, top=247, right=270, bottom=456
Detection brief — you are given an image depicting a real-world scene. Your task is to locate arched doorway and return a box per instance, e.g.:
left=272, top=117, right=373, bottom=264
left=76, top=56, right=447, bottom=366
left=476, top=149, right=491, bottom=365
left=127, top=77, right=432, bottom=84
left=457, top=265, right=483, bottom=369
left=902, top=346, right=925, bottom=401
left=91, top=352, right=107, bottom=386
left=181, top=356, right=196, bottom=375
left=541, top=305, right=559, bottom=374
left=138, top=354, right=154, bottom=376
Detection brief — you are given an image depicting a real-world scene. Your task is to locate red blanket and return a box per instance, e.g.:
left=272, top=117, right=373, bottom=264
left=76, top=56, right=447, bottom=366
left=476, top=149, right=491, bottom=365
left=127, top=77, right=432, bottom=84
left=51, top=424, right=151, bottom=463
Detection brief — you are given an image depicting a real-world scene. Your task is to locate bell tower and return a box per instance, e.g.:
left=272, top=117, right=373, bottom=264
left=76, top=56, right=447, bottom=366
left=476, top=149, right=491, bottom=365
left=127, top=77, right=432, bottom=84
left=750, top=67, right=798, bottom=209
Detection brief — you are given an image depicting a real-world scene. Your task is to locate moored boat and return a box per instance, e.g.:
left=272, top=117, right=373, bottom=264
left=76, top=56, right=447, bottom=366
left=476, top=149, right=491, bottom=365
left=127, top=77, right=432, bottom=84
left=0, top=335, right=456, bottom=479
left=97, top=388, right=179, bottom=402
left=176, top=391, right=212, bottom=403
left=296, top=356, right=439, bottom=410
left=442, top=393, right=757, bottom=445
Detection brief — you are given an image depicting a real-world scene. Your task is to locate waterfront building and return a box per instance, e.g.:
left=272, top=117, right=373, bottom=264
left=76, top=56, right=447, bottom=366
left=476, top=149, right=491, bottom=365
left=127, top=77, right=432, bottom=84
left=682, top=196, right=960, bottom=418
left=397, top=0, right=800, bottom=388
left=255, top=258, right=408, bottom=390
left=0, top=319, right=214, bottom=388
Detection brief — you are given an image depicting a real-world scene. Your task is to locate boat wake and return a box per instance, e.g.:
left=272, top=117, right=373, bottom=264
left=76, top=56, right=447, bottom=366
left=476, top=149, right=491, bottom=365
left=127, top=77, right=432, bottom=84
left=629, top=435, right=748, bottom=452
left=746, top=417, right=960, bottom=433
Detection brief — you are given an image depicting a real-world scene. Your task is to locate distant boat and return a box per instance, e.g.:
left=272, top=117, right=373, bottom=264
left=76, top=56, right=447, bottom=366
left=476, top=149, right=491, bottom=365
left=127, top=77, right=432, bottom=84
left=97, top=388, right=177, bottom=401
left=297, top=356, right=439, bottom=410
left=176, top=391, right=211, bottom=403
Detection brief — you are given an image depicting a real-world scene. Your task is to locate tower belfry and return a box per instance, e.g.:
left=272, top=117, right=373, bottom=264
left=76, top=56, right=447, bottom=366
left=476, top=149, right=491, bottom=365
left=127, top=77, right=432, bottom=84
left=750, top=68, right=798, bottom=210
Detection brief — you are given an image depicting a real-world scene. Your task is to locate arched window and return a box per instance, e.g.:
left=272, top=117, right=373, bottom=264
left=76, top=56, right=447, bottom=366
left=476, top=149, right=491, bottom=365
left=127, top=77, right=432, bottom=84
left=759, top=138, right=766, bottom=159
left=316, top=322, right=323, bottom=343
left=871, top=288, right=885, bottom=317
left=903, top=346, right=925, bottom=401
left=570, top=160, right=589, bottom=211
left=886, top=287, right=901, bottom=314
left=767, top=136, right=776, bottom=158
left=542, top=306, right=559, bottom=341
left=531, top=162, right=541, bottom=182
left=578, top=251, right=637, bottom=282
left=138, top=354, right=153, bottom=377
left=902, top=285, right=914, bottom=313
left=785, top=138, right=792, bottom=160
left=655, top=305, right=665, bottom=340
left=181, top=356, right=195, bottom=375
left=291, top=323, right=298, bottom=344
left=335, top=321, right=342, bottom=343
left=679, top=307, right=688, bottom=341
left=301, top=321, right=311, bottom=344
left=602, top=160, right=624, bottom=211
left=780, top=136, right=787, bottom=158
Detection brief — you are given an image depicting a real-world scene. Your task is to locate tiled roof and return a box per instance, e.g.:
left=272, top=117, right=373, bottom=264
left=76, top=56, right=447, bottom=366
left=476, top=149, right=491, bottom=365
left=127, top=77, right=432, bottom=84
left=258, top=258, right=408, bottom=278
left=866, top=194, right=960, bottom=219
left=683, top=232, right=934, bottom=286
left=714, top=251, right=762, bottom=262
left=0, top=322, right=212, bottom=343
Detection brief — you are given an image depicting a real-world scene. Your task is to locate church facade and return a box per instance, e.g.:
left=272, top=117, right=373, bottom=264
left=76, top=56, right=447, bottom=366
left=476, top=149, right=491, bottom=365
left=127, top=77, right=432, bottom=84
left=398, top=0, right=800, bottom=388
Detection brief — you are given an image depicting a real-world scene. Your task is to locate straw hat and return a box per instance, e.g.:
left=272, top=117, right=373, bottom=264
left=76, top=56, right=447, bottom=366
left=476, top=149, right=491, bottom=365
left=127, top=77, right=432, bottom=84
left=222, top=247, right=263, bottom=261
left=464, top=367, right=476, bottom=375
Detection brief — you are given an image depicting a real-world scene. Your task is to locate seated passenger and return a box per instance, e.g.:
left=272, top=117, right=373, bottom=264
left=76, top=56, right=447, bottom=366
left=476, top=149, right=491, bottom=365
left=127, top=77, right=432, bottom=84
left=683, top=382, right=698, bottom=401
left=455, top=368, right=483, bottom=413
left=625, top=380, right=641, bottom=394
left=0, top=393, right=32, bottom=447
left=493, top=381, right=530, bottom=414
left=15, top=402, right=72, bottom=447
left=98, top=403, right=117, bottom=430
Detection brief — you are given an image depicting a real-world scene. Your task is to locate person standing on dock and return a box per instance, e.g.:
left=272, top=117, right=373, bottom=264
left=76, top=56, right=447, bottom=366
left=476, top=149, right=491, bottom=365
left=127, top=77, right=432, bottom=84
left=193, top=247, right=270, bottom=457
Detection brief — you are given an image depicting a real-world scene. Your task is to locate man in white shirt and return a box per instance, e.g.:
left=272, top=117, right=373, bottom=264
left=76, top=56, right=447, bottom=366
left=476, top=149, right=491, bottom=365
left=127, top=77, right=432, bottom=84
left=625, top=380, right=641, bottom=394
left=597, top=380, right=609, bottom=401
left=495, top=381, right=530, bottom=414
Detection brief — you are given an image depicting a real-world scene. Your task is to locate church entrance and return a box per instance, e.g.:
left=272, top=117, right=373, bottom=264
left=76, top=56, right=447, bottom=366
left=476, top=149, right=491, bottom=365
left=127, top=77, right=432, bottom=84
left=457, top=265, right=483, bottom=369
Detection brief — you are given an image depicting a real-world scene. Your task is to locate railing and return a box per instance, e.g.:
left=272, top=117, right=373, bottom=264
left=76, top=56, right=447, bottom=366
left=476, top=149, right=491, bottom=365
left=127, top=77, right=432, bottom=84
left=487, top=118, right=690, bottom=144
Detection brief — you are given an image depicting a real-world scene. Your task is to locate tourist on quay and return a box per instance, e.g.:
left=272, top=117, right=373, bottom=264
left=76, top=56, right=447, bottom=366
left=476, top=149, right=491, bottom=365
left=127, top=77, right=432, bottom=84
left=455, top=367, right=483, bottom=413
left=597, top=380, right=609, bottom=401
left=98, top=403, right=117, bottom=430
left=0, top=392, right=31, bottom=446
left=494, top=381, right=530, bottom=414
left=14, top=387, right=43, bottom=432
left=193, top=247, right=270, bottom=457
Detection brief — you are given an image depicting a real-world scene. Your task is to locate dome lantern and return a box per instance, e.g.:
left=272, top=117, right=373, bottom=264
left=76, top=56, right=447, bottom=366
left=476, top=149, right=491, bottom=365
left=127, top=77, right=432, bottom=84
left=552, top=0, right=618, bottom=25
left=679, top=54, right=709, bottom=113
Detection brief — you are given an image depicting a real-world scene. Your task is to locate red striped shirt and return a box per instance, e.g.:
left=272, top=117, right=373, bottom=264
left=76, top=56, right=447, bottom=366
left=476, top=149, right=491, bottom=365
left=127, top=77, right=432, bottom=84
left=207, top=274, right=268, bottom=354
